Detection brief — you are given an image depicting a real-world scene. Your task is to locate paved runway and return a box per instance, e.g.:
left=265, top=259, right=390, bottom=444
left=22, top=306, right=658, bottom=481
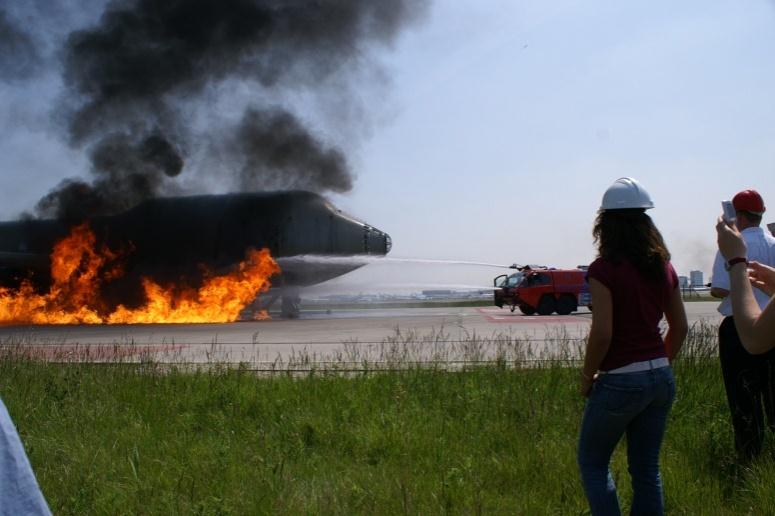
left=0, top=302, right=722, bottom=368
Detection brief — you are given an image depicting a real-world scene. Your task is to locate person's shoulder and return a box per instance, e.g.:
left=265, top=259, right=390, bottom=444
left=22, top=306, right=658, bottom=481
left=764, top=232, right=775, bottom=263
left=743, top=227, right=772, bottom=240
left=665, top=261, right=679, bottom=285
left=588, top=257, right=610, bottom=273
left=761, top=230, right=775, bottom=251
left=587, top=257, right=616, bottom=286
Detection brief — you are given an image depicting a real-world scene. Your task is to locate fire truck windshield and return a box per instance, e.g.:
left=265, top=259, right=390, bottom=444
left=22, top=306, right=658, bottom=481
left=505, top=273, right=522, bottom=287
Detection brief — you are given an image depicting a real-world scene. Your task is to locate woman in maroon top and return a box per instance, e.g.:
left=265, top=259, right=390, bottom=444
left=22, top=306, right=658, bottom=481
left=578, top=178, right=688, bottom=516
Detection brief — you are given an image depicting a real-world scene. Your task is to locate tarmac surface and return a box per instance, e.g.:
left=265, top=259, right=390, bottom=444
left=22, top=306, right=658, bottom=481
left=0, top=302, right=722, bottom=368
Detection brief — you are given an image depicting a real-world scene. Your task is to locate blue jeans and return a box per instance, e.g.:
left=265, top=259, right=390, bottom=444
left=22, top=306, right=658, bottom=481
left=578, top=367, right=676, bottom=516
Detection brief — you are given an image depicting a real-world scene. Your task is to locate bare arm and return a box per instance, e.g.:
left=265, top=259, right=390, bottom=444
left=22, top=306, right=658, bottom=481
left=663, top=285, right=688, bottom=361
left=710, top=287, right=728, bottom=299
left=716, top=218, right=775, bottom=354
left=727, top=262, right=775, bottom=354
left=580, top=278, right=612, bottom=396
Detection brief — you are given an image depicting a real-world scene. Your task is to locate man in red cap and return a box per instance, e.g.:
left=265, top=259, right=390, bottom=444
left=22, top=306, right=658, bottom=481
left=711, top=189, right=775, bottom=460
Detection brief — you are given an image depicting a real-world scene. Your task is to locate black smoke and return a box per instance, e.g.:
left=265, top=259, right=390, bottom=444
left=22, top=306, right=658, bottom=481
left=36, top=131, right=184, bottom=221
left=229, top=108, right=352, bottom=193
left=34, top=0, right=428, bottom=220
left=0, top=9, right=42, bottom=81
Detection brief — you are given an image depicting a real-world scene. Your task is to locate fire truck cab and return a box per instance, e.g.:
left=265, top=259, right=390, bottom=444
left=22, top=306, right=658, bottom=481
left=493, top=266, right=590, bottom=315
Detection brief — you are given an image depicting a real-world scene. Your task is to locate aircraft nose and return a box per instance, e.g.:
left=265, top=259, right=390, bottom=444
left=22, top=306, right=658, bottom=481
left=363, top=225, right=391, bottom=255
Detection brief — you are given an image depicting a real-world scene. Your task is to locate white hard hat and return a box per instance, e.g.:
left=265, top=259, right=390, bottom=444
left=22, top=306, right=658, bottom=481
left=600, top=177, right=654, bottom=211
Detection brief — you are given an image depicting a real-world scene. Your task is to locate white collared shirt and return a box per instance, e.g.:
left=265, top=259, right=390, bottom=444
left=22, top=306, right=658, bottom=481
left=711, top=226, right=775, bottom=316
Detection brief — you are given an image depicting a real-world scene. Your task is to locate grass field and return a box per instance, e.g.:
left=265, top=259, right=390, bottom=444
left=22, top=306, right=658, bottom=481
left=2, top=321, right=775, bottom=514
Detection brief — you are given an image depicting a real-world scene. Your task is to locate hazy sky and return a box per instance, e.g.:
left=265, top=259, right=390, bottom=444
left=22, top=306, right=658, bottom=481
left=327, top=0, right=775, bottom=292
left=2, top=1, right=775, bottom=294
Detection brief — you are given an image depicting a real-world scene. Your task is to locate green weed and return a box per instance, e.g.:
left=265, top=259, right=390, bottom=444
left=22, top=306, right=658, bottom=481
left=1, top=321, right=774, bottom=513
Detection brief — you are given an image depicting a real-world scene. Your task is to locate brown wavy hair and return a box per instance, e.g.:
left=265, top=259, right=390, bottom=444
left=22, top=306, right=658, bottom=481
left=593, top=208, right=671, bottom=280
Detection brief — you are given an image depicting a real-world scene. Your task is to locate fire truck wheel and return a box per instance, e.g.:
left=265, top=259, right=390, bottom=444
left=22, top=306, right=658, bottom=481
left=510, top=304, right=516, bottom=312
left=519, top=305, right=535, bottom=315
left=556, top=295, right=576, bottom=315
left=537, top=295, right=556, bottom=316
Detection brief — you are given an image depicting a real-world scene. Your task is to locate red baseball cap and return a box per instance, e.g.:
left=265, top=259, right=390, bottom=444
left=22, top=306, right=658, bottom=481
left=733, top=189, right=766, bottom=215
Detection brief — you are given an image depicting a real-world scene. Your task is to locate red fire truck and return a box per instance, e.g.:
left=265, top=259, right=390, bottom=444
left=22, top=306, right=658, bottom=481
left=493, top=265, right=590, bottom=315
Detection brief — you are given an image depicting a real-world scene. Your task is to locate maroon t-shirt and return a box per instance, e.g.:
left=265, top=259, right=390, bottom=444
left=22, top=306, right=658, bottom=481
left=587, top=257, right=678, bottom=371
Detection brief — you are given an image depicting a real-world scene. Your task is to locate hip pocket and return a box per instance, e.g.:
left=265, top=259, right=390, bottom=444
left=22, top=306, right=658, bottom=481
left=600, top=381, right=644, bottom=415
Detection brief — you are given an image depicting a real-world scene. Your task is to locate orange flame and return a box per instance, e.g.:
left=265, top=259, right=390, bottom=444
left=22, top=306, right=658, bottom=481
left=0, top=224, right=280, bottom=324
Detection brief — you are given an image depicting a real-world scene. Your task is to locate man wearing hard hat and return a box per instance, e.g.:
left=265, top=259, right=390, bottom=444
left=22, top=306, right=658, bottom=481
left=711, top=189, right=775, bottom=460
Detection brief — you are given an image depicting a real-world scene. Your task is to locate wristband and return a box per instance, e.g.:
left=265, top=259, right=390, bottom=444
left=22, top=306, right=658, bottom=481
left=725, top=257, right=748, bottom=271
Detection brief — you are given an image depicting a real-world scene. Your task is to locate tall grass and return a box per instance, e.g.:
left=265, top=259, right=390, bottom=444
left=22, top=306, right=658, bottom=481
left=1, top=322, right=775, bottom=514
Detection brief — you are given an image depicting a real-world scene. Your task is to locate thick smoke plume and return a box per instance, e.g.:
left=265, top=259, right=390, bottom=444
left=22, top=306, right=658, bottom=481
left=33, top=0, right=427, bottom=220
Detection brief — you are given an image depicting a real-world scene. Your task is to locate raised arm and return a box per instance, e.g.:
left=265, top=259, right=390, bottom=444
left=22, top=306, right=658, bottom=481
left=727, top=262, right=775, bottom=354
left=716, top=218, right=775, bottom=354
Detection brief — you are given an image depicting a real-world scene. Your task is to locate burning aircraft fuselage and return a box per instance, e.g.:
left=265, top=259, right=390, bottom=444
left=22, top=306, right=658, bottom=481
left=0, top=191, right=391, bottom=305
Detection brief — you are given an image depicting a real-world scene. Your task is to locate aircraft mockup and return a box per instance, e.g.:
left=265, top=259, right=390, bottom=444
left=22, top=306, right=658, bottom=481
left=0, top=191, right=391, bottom=317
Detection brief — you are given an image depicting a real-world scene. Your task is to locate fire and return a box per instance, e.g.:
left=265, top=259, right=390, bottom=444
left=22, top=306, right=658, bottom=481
left=0, top=224, right=280, bottom=324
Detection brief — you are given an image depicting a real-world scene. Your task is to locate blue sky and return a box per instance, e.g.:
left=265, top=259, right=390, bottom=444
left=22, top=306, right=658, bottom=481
left=2, top=1, right=775, bottom=293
